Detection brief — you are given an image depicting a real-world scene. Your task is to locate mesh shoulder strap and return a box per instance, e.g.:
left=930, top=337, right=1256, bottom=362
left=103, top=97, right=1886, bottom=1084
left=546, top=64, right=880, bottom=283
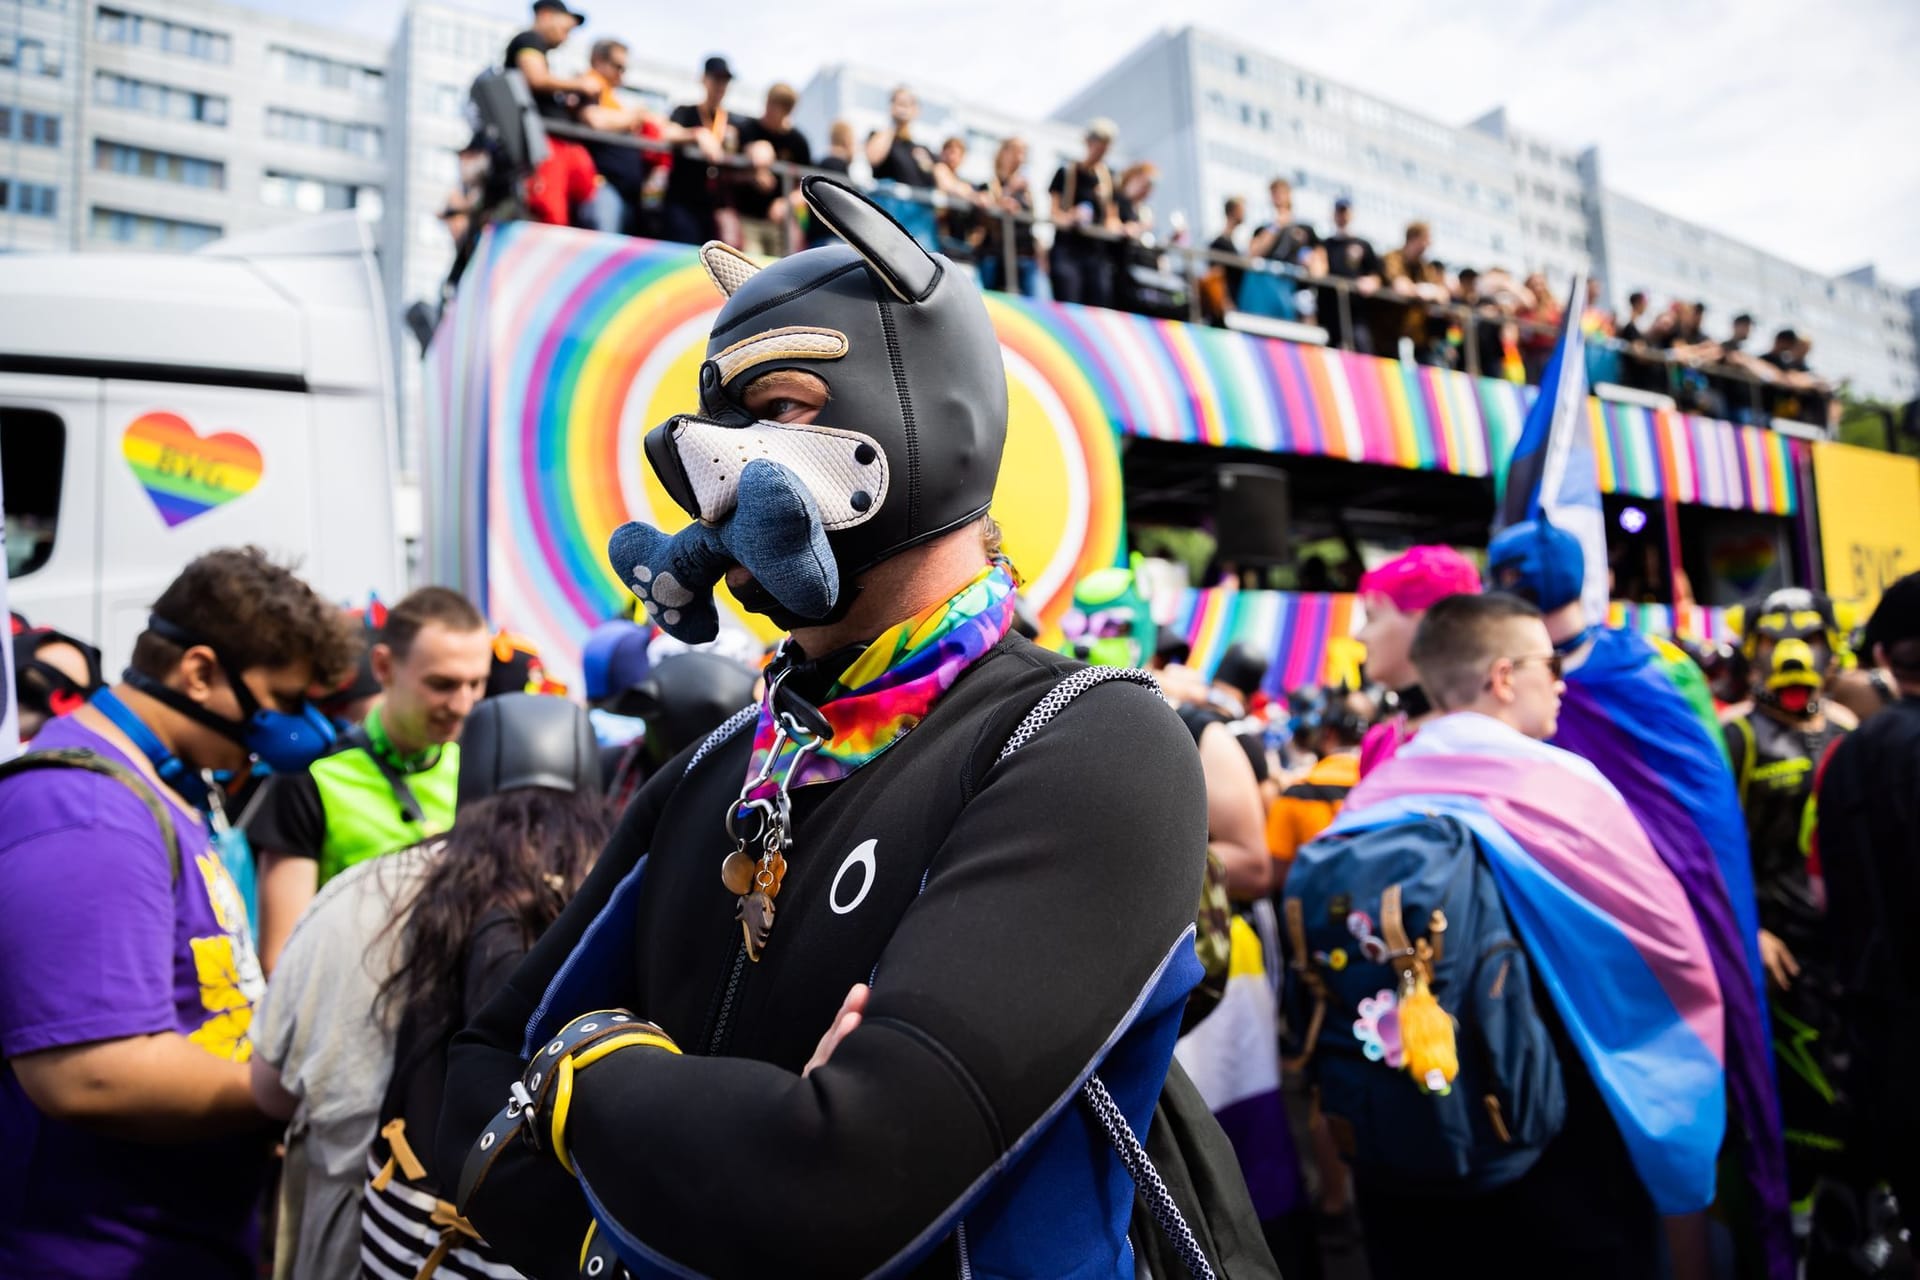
left=0, top=748, right=182, bottom=886
left=997, top=667, right=1217, bottom=1280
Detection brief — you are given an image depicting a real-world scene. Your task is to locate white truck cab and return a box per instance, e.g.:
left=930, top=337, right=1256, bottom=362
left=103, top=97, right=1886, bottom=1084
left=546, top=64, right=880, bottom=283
left=0, top=212, right=403, bottom=669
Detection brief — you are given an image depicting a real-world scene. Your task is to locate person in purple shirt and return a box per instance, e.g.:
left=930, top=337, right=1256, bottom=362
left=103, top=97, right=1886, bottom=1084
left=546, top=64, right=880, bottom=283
left=0, top=547, right=359, bottom=1278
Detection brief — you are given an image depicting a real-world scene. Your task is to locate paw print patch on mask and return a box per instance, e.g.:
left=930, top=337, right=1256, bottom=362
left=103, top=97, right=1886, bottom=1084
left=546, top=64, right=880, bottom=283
left=630, top=564, right=695, bottom=629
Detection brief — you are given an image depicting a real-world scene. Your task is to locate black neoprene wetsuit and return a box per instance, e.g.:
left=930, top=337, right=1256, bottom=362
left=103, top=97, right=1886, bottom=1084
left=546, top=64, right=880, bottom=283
left=439, top=636, right=1209, bottom=1277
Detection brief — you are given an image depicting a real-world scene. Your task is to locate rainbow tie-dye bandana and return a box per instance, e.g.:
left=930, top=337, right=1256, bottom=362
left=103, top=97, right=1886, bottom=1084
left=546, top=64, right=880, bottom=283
left=743, top=561, right=1019, bottom=796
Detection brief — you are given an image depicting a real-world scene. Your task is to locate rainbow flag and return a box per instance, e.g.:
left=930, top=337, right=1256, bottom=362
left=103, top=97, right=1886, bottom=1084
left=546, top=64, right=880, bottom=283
left=1555, top=627, right=1791, bottom=1278
left=1340, top=720, right=1727, bottom=1214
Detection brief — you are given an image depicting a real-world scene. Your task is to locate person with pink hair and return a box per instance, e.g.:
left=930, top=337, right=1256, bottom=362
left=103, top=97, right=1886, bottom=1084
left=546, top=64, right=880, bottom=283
left=1353, top=545, right=1483, bottom=775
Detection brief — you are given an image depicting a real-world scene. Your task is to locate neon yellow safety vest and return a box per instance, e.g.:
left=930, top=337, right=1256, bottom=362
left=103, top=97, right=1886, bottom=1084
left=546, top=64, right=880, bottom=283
left=310, top=739, right=460, bottom=886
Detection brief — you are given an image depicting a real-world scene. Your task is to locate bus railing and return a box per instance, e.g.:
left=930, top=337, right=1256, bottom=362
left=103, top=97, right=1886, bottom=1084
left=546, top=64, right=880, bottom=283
left=518, top=119, right=1829, bottom=432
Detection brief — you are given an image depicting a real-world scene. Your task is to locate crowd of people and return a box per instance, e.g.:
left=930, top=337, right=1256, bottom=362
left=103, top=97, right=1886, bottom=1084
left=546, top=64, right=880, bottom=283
left=2, top=172, right=1915, bottom=1280
left=450, top=1, right=1834, bottom=432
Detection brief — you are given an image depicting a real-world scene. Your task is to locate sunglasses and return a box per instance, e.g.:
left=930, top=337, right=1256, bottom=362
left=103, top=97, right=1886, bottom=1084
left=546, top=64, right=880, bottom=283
left=1505, top=652, right=1564, bottom=679
left=1483, top=651, right=1563, bottom=692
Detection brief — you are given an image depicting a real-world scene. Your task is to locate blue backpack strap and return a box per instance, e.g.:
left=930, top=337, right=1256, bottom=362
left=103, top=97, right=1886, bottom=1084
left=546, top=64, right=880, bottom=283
left=996, top=666, right=1217, bottom=1280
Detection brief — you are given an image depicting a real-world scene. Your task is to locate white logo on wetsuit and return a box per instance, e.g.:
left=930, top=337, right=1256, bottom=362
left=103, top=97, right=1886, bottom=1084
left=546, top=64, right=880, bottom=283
left=830, top=839, right=877, bottom=915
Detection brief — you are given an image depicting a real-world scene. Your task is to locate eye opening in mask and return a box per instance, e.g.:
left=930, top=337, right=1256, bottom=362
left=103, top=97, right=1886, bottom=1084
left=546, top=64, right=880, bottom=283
left=739, top=368, right=831, bottom=423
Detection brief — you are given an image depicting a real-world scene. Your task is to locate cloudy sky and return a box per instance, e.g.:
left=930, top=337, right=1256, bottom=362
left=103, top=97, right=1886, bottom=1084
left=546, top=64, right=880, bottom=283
left=242, top=0, right=1920, bottom=287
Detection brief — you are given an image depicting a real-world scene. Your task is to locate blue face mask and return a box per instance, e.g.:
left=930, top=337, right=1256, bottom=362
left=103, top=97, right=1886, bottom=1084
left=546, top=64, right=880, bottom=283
left=241, top=701, right=338, bottom=772
left=128, top=613, right=337, bottom=775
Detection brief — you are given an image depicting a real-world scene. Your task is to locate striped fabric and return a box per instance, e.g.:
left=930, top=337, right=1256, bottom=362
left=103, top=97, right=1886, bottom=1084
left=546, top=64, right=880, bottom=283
left=359, top=1151, right=522, bottom=1280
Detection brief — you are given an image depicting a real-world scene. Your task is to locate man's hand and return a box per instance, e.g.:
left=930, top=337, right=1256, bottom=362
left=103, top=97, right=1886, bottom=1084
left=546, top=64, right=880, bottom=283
left=803, top=984, right=869, bottom=1078
left=1759, top=928, right=1800, bottom=991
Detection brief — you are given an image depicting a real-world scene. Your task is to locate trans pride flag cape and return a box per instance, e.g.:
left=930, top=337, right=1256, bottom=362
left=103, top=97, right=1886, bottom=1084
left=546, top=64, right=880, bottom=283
left=1558, top=626, right=1791, bottom=1278
left=1340, top=715, right=1727, bottom=1214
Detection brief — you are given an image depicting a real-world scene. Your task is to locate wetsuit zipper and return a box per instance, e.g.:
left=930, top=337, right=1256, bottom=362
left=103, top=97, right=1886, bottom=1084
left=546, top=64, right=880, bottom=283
left=955, top=1220, right=971, bottom=1279
left=707, top=943, right=750, bottom=1055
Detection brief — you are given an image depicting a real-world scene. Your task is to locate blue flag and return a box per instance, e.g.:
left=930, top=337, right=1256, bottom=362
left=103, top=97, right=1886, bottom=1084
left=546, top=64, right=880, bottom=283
left=1497, top=275, right=1608, bottom=624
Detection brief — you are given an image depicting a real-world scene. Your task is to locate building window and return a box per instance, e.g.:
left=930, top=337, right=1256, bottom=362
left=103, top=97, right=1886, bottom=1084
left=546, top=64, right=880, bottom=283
left=2, top=408, right=66, bottom=579
left=2, top=36, right=65, bottom=77
left=94, top=139, right=226, bottom=188
left=0, top=108, right=61, bottom=147
left=269, top=46, right=385, bottom=99
left=260, top=170, right=379, bottom=212
left=93, top=71, right=228, bottom=125
left=94, top=7, right=231, bottom=62
left=89, top=205, right=221, bottom=250
left=0, top=180, right=59, bottom=218
left=426, top=81, right=465, bottom=117
left=265, top=108, right=383, bottom=159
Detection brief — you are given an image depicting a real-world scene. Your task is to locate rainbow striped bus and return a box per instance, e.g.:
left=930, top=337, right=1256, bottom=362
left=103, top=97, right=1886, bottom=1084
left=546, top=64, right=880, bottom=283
left=423, top=222, right=1919, bottom=696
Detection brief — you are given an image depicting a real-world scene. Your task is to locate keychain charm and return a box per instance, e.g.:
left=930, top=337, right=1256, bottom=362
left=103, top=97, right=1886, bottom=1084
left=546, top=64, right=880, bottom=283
left=738, top=892, right=776, bottom=957
left=719, top=660, right=828, bottom=962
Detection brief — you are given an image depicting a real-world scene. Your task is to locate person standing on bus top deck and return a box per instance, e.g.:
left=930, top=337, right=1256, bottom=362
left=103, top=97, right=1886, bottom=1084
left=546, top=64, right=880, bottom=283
left=1048, top=118, right=1123, bottom=308
left=578, top=38, right=727, bottom=239
left=439, top=177, right=1210, bottom=1278
left=734, top=83, right=811, bottom=259
left=659, top=57, right=742, bottom=246
left=250, top=588, right=493, bottom=972
left=0, top=547, right=357, bottom=1278
left=503, top=0, right=609, bottom=230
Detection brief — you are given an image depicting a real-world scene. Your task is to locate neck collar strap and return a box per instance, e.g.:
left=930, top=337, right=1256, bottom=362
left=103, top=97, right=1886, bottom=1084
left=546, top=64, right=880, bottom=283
left=365, top=704, right=442, bottom=773
left=1554, top=625, right=1597, bottom=657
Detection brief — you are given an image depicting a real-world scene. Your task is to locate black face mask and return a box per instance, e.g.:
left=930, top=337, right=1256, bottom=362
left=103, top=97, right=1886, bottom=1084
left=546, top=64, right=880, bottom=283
left=12, top=627, right=104, bottom=720
left=124, top=614, right=338, bottom=774
left=615, top=177, right=1009, bottom=639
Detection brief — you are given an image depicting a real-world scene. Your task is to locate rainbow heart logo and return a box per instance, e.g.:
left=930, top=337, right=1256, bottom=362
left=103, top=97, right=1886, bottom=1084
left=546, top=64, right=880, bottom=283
left=121, top=412, right=264, bottom=527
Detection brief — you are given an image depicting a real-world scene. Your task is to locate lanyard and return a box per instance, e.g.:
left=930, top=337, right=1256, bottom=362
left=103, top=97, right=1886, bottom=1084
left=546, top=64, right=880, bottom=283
left=721, top=657, right=829, bottom=963
left=364, top=705, right=440, bottom=773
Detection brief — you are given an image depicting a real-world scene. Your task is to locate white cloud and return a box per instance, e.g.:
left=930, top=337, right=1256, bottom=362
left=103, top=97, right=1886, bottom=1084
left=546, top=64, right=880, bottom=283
left=237, top=0, right=1920, bottom=286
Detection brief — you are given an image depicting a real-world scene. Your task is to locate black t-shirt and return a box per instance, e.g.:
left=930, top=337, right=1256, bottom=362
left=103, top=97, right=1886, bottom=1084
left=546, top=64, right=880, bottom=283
left=1618, top=319, right=1646, bottom=343
left=246, top=769, right=327, bottom=860
left=1209, top=232, right=1246, bottom=301
left=816, top=154, right=851, bottom=177
left=664, top=104, right=734, bottom=211
left=733, top=118, right=812, bottom=219
left=1048, top=163, right=1114, bottom=242
left=872, top=134, right=935, bottom=188
left=1763, top=348, right=1809, bottom=374
left=1258, top=220, right=1320, bottom=266
left=504, top=31, right=574, bottom=124
left=1322, top=232, right=1381, bottom=280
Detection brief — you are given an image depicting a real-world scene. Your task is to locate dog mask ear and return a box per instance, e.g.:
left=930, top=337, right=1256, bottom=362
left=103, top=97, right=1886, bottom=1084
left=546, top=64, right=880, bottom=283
left=800, top=176, right=941, bottom=304
left=699, top=241, right=763, bottom=298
